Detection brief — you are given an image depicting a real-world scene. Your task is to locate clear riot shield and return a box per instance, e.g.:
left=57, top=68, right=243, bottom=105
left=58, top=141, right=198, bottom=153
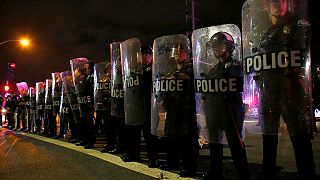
left=192, top=24, right=243, bottom=144
left=16, top=82, right=29, bottom=110
left=242, top=0, right=312, bottom=136
left=29, top=87, right=36, bottom=131
left=52, top=72, right=62, bottom=116
left=16, top=82, right=29, bottom=96
left=151, top=34, right=194, bottom=137
left=120, top=38, right=146, bottom=125
left=61, top=71, right=80, bottom=124
left=45, top=79, right=53, bottom=111
left=110, top=42, right=124, bottom=117
left=70, top=57, right=94, bottom=118
left=59, top=73, right=70, bottom=122
left=36, top=82, right=45, bottom=112
left=93, top=62, right=111, bottom=111
left=29, top=87, right=36, bottom=111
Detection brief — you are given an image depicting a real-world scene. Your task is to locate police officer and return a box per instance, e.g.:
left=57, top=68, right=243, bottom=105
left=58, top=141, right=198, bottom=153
left=61, top=71, right=82, bottom=143
left=200, top=32, right=249, bottom=180
left=153, top=35, right=198, bottom=177
left=5, top=91, right=16, bottom=130
left=45, top=79, right=56, bottom=137
left=243, top=0, right=316, bottom=178
left=52, top=72, right=63, bottom=139
left=36, top=82, right=46, bottom=134
left=108, top=42, right=127, bottom=154
left=142, top=46, right=160, bottom=168
left=312, top=65, right=320, bottom=134
left=71, top=58, right=96, bottom=149
left=92, top=62, right=112, bottom=153
left=58, top=74, right=72, bottom=139
left=18, top=91, right=29, bottom=131
left=29, top=87, right=37, bottom=133
left=15, top=82, right=31, bottom=132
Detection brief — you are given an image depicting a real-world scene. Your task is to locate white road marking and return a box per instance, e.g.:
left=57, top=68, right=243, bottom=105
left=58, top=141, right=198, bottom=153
left=5, top=138, right=18, bottom=157
left=0, top=135, right=13, bottom=146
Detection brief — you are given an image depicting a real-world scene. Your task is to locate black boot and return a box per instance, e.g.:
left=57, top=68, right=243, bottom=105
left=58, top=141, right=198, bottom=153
left=290, top=136, right=316, bottom=179
left=262, top=135, right=278, bottom=180
left=208, top=143, right=224, bottom=179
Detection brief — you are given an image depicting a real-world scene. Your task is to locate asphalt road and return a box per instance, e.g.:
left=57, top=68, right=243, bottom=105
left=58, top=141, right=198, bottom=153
left=0, top=128, right=174, bottom=180
left=1, top=123, right=320, bottom=180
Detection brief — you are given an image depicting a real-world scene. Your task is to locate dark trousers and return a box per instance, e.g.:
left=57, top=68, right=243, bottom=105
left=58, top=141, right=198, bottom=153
left=7, top=113, right=15, bottom=128
left=125, top=124, right=159, bottom=161
left=68, top=112, right=77, bottom=139
left=165, top=133, right=199, bottom=173
left=107, top=116, right=126, bottom=151
left=263, top=134, right=316, bottom=179
left=36, top=111, right=44, bottom=133
left=105, top=114, right=116, bottom=148
left=27, top=109, right=31, bottom=130
left=82, top=116, right=95, bottom=144
left=47, top=110, right=56, bottom=136
left=95, top=110, right=106, bottom=134
left=143, top=124, right=159, bottom=161
left=59, top=113, right=70, bottom=137
left=126, top=125, right=142, bottom=159
left=16, top=111, right=21, bottom=129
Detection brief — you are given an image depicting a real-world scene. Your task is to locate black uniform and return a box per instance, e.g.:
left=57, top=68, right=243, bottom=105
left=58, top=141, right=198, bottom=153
left=204, top=57, right=248, bottom=179
left=76, top=69, right=95, bottom=148
left=254, top=12, right=316, bottom=179
left=5, top=94, right=16, bottom=129
left=142, top=62, right=160, bottom=167
left=17, top=96, right=28, bottom=130
left=45, top=82, right=55, bottom=137
left=160, top=62, right=199, bottom=176
left=29, top=92, right=37, bottom=132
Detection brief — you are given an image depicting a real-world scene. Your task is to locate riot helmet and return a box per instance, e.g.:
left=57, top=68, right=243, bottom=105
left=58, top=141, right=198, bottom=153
left=141, top=46, right=153, bottom=66
left=141, top=46, right=152, bottom=54
left=170, top=45, right=187, bottom=64
left=210, top=32, right=235, bottom=58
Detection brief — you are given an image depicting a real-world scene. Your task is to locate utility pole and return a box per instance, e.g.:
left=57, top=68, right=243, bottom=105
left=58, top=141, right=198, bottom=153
left=185, top=0, right=199, bottom=38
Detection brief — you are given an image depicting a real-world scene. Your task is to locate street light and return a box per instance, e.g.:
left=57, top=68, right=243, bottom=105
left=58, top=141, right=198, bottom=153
left=1, top=37, right=31, bottom=94
left=0, top=38, right=30, bottom=47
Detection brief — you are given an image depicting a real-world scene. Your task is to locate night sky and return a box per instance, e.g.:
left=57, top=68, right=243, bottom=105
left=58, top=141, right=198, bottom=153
left=0, top=0, right=319, bottom=94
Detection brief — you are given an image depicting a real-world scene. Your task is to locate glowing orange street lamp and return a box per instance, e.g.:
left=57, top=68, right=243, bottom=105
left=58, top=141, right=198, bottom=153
left=0, top=38, right=31, bottom=47
left=19, top=39, right=30, bottom=47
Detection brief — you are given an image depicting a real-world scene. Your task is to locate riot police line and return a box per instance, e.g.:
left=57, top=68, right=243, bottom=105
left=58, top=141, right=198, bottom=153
left=1, top=0, right=317, bottom=179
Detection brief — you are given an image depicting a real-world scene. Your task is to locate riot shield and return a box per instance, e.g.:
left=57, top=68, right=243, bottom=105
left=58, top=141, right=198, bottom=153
left=16, top=82, right=29, bottom=114
left=151, top=34, right=194, bottom=137
left=242, top=0, right=312, bottom=136
left=29, top=87, right=36, bottom=110
left=192, top=24, right=243, bottom=144
left=29, top=87, right=37, bottom=132
left=110, top=42, right=124, bottom=117
left=36, top=82, right=45, bottom=112
left=120, top=38, right=146, bottom=125
left=59, top=73, right=70, bottom=124
left=61, top=71, right=80, bottom=124
left=16, top=82, right=29, bottom=96
left=36, top=81, right=45, bottom=131
left=93, top=62, right=111, bottom=111
left=52, top=72, right=62, bottom=116
left=70, top=57, right=94, bottom=118
left=45, top=79, right=53, bottom=110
